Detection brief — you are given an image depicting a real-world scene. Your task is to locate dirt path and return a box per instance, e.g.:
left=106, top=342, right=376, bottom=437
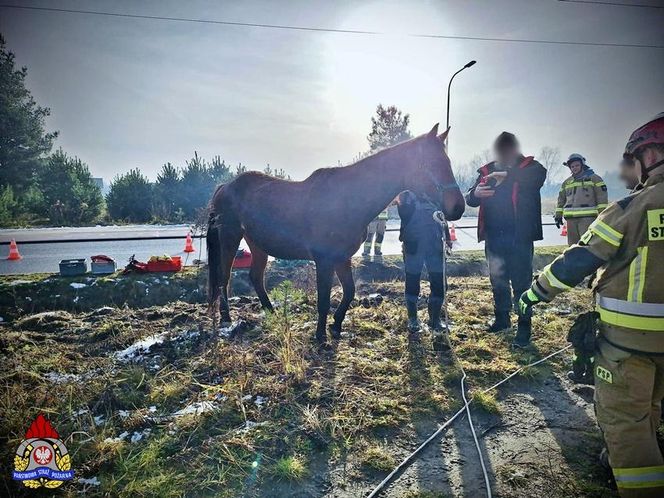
left=260, top=363, right=614, bottom=498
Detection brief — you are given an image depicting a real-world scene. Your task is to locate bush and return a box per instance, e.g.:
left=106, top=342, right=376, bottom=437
left=106, top=169, right=153, bottom=223
left=35, top=149, right=103, bottom=225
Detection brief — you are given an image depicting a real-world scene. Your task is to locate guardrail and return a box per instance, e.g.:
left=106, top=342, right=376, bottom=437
left=0, top=222, right=560, bottom=245
left=0, top=223, right=555, bottom=246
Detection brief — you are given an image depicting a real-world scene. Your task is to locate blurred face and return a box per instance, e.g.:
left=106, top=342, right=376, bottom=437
left=619, top=159, right=639, bottom=189
left=495, top=145, right=519, bottom=167
left=568, top=160, right=584, bottom=176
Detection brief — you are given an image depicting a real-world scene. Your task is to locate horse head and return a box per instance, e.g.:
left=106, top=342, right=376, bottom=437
left=403, top=123, right=465, bottom=221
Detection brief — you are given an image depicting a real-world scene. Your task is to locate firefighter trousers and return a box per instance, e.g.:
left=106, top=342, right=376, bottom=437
left=364, top=219, right=387, bottom=253
left=566, top=216, right=594, bottom=245
left=595, top=338, right=664, bottom=497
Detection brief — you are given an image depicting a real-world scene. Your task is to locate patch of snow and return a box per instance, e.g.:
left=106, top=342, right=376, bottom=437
left=115, top=332, right=168, bottom=362
left=94, top=415, right=105, bottom=426
left=238, top=420, right=267, bottom=433
left=148, top=406, right=157, bottom=413
left=130, top=429, right=151, bottom=443
left=79, top=476, right=101, bottom=486
left=104, top=431, right=129, bottom=443
left=9, top=280, right=31, bottom=286
left=118, top=410, right=130, bottom=418
left=242, top=394, right=252, bottom=401
left=73, top=408, right=89, bottom=416
left=173, top=400, right=218, bottom=418
left=70, top=282, right=87, bottom=289
left=44, top=372, right=81, bottom=384
left=254, top=396, right=266, bottom=408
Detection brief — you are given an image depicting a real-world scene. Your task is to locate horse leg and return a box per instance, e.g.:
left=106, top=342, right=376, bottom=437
left=331, top=258, right=355, bottom=339
left=314, top=259, right=335, bottom=343
left=218, top=226, right=243, bottom=325
left=245, top=237, right=273, bottom=312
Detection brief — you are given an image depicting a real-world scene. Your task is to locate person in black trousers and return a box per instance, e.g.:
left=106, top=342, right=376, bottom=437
left=397, top=190, right=448, bottom=334
left=465, top=132, right=546, bottom=348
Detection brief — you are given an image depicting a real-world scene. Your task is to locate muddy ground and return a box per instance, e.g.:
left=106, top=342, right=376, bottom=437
left=0, top=251, right=621, bottom=498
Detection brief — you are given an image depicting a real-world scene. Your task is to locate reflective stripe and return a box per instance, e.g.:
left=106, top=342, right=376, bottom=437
left=597, top=295, right=664, bottom=331
left=627, top=247, right=648, bottom=303
left=563, top=180, right=605, bottom=189
left=596, top=203, right=608, bottom=210
left=563, top=206, right=599, bottom=217
left=542, top=265, right=572, bottom=290
left=598, top=295, right=664, bottom=317
left=564, top=180, right=597, bottom=189
left=614, top=465, right=664, bottom=489
left=555, top=207, right=563, bottom=213
left=589, top=219, right=623, bottom=247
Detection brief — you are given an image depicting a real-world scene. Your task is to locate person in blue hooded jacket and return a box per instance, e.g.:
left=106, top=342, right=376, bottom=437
left=397, top=190, right=449, bottom=334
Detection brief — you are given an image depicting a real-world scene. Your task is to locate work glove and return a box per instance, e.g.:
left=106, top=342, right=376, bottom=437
left=518, top=288, right=542, bottom=316
left=554, top=215, right=563, bottom=229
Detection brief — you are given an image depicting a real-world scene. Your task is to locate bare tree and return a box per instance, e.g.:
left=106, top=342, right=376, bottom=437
left=455, top=149, right=492, bottom=191
left=540, top=146, right=563, bottom=186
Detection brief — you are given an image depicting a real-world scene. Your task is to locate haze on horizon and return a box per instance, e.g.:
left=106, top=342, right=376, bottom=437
left=1, top=0, right=663, bottom=183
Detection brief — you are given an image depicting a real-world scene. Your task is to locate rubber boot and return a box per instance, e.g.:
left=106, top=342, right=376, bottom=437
left=512, top=317, right=532, bottom=349
left=427, top=298, right=445, bottom=332
left=406, top=298, right=420, bottom=334
left=487, top=312, right=511, bottom=333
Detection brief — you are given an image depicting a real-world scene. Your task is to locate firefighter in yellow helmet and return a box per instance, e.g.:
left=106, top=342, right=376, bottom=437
left=554, top=153, right=609, bottom=245
left=519, top=113, right=664, bottom=497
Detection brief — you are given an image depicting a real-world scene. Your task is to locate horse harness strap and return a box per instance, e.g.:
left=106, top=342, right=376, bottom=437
left=423, top=165, right=459, bottom=193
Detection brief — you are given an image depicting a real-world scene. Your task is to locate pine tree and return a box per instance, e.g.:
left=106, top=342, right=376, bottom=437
left=367, top=104, right=413, bottom=152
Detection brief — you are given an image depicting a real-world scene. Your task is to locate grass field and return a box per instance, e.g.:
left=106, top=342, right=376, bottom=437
left=0, top=255, right=624, bottom=497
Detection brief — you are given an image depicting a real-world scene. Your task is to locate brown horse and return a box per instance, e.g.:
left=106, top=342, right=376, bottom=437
left=207, top=123, right=464, bottom=343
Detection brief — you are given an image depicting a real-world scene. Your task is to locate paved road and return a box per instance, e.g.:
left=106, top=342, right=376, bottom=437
left=0, top=219, right=565, bottom=275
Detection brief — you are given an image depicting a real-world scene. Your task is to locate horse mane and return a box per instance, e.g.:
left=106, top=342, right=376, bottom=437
left=303, top=134, right=422, bottom=182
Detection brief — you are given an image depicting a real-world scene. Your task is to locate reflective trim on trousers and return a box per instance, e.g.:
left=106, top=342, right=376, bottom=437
left=613, top=465, right=664, bottom=489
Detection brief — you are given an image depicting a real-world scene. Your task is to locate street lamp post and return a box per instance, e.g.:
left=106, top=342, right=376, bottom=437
left=445, top=60, right=476, bottom=148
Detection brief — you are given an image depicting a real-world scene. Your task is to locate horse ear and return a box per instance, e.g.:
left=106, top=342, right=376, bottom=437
left=437, top=127, right=450, bottom=143
left=427, top=123, right=439, bottom=139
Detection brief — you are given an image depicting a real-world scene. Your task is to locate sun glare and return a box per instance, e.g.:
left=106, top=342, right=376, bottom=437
left=322, top=1, right=464, bottom=140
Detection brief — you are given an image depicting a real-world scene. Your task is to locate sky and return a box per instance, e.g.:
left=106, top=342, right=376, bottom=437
left=1, top=0, right=663, bottom=183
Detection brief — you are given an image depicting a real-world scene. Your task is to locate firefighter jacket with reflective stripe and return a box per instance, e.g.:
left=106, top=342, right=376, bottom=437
left=531, top=173, right=664, bottom=353
left=555, top=170, right=608, bottom=219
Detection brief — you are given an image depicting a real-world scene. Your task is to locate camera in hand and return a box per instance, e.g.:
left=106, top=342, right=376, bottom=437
left=479, top=176, right=498, bottom=188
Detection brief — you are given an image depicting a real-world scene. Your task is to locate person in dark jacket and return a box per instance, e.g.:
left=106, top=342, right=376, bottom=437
left=465, top=132, right=546, bottom=348
left=397, top=190, right=446, bottom=334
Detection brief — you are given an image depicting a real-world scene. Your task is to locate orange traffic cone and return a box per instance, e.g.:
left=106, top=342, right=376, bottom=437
left=184, top=233, right=195, bottom=253
left=449, top=223, right=457, bottom=242
left=560, top=222, right=567, bottom=237
left=7, top=239, right=22, bottom=260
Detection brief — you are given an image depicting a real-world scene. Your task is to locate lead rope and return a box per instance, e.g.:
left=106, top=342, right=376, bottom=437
left=366, top=211, right=572, bottom=498
left=437, top=211, right=492, bottom=498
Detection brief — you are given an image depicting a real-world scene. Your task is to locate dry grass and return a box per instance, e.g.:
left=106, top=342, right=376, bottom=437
left=0, top=274, right=600, bottom=496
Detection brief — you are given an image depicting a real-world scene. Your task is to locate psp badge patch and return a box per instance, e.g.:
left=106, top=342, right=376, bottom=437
left=12, top=414, right=74, bottom=489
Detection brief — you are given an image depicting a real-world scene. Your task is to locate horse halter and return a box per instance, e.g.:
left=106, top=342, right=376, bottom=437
left=421, top=163, right=459, bottom=192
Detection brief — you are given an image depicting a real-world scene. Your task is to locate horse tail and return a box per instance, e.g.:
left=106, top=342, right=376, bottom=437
left=207, top=184, right=225, bottom=325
